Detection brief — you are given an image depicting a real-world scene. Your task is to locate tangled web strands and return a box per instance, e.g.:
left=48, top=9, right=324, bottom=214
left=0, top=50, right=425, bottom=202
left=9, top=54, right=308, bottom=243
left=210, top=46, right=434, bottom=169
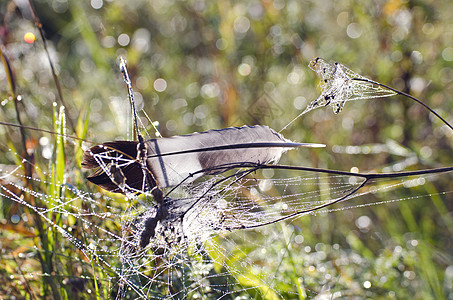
left=307, top=57, right=397, bottom=113
left=2, top=57, right=453, bottom=299
left=3, top=156, right=450, bottom=299
left=281, top=57, right=397, bottom=132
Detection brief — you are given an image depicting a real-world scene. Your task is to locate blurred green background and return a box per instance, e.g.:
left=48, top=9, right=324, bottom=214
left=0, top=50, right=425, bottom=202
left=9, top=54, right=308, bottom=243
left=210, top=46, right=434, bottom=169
left=1, top=0, right=453, bottom=299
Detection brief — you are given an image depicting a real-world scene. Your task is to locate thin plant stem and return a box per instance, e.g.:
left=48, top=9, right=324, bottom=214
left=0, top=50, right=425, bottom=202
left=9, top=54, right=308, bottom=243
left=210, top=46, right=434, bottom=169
left=352, top=77, right=453, bottom=132
left=12, top=254, right=38, bottom=300
left=0, top=45, right=32, bottom=178
left=119, top=57, right=146, bottom=143
left=26, top=0, right=76, bottom=133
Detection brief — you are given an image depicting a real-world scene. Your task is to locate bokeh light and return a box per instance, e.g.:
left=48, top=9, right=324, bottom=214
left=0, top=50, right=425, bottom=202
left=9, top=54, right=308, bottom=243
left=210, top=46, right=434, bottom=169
left=153, top=78, right=167, bottom=92
left=23, top=32, right=35, bottom=43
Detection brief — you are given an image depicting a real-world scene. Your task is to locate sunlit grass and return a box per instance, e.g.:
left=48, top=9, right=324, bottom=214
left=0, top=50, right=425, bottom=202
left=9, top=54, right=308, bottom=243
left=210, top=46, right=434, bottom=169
left=1, top=0, right=453, bottom=299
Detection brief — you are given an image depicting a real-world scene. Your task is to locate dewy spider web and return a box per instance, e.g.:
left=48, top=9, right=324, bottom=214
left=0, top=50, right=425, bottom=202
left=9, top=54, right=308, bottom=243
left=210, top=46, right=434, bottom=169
left=3, top=152, right=450, bottom=299
left=2, top=152, right=451, bottom=299
left=281, top=57, right=397, bottom=132
left=306, top=57, right=397, bottom=113
left=1, top=58, right=453, bottom=299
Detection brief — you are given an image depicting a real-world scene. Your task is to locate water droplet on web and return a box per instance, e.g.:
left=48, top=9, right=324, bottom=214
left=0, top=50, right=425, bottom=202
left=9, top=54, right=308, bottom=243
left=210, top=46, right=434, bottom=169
left=281, top=57, right=396, bottom=132
left=259, top=179, right=273, bottom=191
left=363, top=280, right=371, bottom=288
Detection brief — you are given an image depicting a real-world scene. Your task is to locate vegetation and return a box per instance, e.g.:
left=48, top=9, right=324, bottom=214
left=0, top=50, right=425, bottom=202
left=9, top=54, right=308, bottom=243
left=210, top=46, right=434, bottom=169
left=1, top=0, right=453, bottom=299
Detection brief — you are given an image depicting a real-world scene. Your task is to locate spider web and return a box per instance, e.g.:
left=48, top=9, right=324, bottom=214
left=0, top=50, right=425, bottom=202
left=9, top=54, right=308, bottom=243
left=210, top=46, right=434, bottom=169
left=1, top=58, right=453, bottom=299
left=281, top=57, right=397, bottom=132
left=1, top=146, right=451, bottom=299
left=306, top=57, right=397, bottom=112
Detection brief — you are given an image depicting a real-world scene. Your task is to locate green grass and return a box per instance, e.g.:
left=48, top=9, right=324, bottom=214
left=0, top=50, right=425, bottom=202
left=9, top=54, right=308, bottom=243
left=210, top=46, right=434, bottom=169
left=1, top=0, right=453, bottom=299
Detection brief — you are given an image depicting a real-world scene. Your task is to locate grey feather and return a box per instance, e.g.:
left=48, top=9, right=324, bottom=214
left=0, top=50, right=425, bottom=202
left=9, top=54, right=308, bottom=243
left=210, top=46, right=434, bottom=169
left=82, top=125, right=325, bottom=194
left=144, top=125, right=322, bottom=187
